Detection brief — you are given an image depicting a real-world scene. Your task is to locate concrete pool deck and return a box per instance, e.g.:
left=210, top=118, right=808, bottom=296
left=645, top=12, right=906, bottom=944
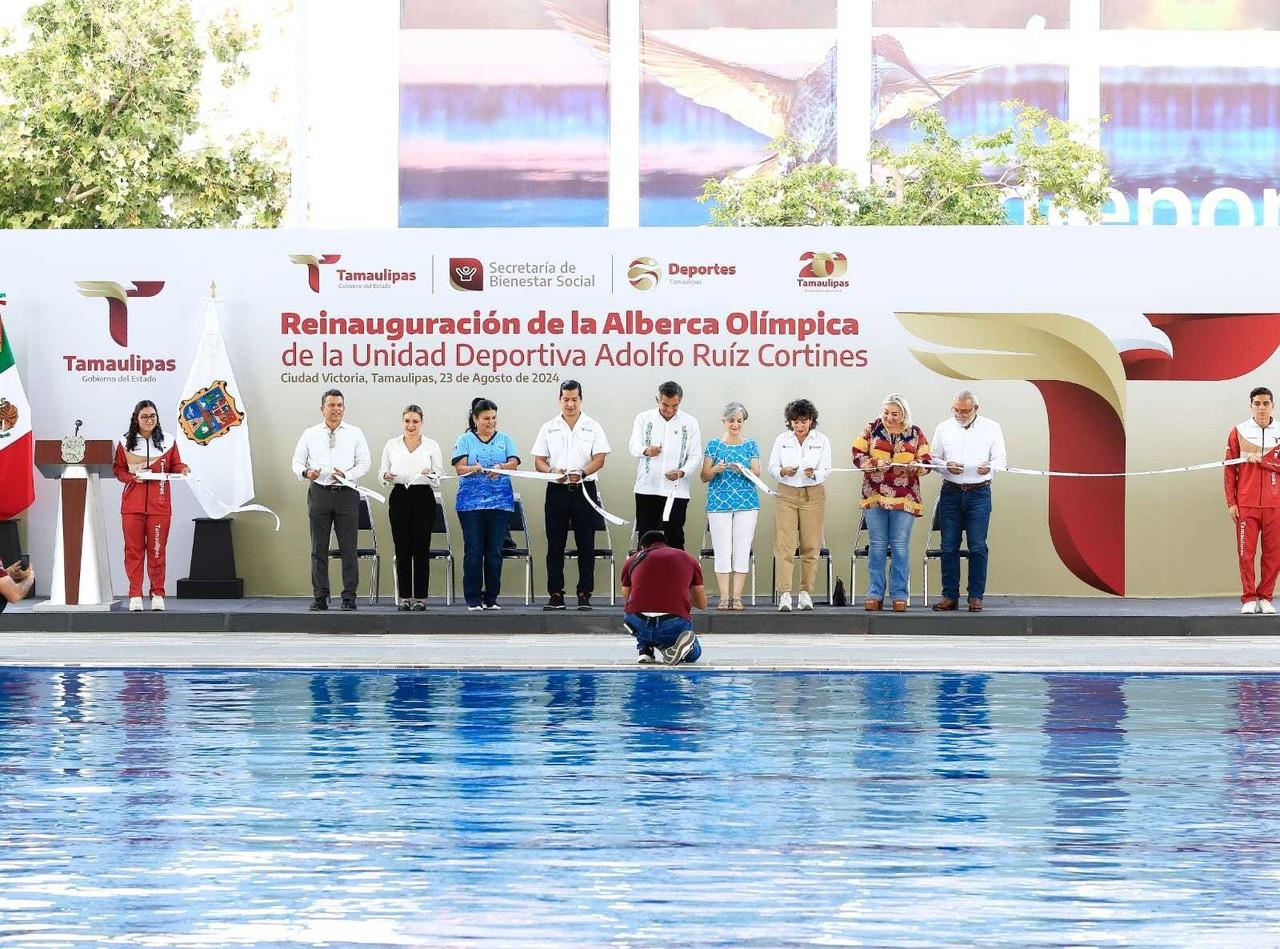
left=1, top=596, right=1277, bottom=672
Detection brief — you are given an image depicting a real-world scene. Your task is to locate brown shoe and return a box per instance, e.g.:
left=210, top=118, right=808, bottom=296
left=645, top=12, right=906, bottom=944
left=892, top=599, right=908, bottom=612
left=932, top=597, right=959, bottom=612
left=967, top=597, right=984, bottom=612
left=864, top=598, right=882, bottom=612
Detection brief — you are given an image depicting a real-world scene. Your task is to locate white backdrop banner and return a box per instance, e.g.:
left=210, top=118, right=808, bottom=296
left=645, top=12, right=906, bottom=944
left=3, top=227, right=1278, bottom=598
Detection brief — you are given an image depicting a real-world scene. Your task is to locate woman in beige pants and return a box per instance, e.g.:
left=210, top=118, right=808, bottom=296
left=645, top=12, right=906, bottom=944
left=768, top=399, right=833, bottom=611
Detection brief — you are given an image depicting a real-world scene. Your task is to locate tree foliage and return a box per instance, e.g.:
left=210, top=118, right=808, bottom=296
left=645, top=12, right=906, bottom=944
left=0, top=0, right=289, bottom=228
left=700, top=102, right=1111, bottom=227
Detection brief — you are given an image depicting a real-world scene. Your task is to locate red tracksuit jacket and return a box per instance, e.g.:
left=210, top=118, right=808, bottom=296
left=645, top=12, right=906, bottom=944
left=113, top=435, right=184, bottom=516
left=1225, top=420, right=1280, bottom=509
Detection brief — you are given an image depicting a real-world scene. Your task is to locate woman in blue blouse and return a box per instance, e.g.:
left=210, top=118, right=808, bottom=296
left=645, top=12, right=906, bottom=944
left=451, top=397, right=520, bottom=610
left=700, top=401, right=761, bottom=610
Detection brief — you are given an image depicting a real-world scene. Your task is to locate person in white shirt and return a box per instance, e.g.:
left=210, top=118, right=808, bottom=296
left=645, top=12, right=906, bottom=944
left=929, top=388, right=1007, bottom=612
left=290, top=388, right=372, bottom=611
left=627, top=380, right=703, bottom=550
left=767, top=398, right=832, bottom=612
left=378, top=404, right=443, bottom=611
left=532, top=380, right=611, bottom=610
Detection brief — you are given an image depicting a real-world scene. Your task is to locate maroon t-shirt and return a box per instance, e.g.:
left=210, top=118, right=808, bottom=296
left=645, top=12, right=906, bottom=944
left=620, top=543, right=703, bottom=619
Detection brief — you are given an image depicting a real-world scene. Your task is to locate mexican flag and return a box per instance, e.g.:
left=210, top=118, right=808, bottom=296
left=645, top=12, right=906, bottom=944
left=0, top=299, right=35, bottom=520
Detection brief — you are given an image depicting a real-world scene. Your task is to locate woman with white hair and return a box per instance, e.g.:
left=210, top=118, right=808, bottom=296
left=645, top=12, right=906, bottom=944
left=852, top=393, right=932, bottom=612
left=700, top=401, right=761, bottom=610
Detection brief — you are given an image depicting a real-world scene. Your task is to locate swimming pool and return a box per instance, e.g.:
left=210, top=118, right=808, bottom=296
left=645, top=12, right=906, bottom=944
left=2, top=670, right=1278, bottom=946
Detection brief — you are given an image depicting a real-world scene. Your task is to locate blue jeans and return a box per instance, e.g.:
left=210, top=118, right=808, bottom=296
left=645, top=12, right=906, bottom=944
left=624, top=613, right=702, bottom=663
left=938, top=483, right=992, bottom=600
left=864, top=506, right=915, bottom=601
left=459, top=508, right=508, bottom=607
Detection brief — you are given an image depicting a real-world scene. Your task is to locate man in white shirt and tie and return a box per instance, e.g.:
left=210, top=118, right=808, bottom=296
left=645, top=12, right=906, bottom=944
left=627, top=380, right=703, bottom=551
left=929, top=389, right=1006, bottom=612
left=532, top=380, right=611, bottom=611
left=290, top=388, right=372, bottom=611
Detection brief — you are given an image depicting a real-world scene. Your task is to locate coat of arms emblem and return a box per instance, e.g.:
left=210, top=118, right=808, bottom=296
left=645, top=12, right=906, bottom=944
left=179, top=380, right=245, bottom=445
left=0, top=397, right=15, bottom=438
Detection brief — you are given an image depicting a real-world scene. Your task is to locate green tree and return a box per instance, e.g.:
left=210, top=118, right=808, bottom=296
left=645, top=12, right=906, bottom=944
left=0, top=0, right=289, bottom=228
left=700, top=102, right=1111, bottom=226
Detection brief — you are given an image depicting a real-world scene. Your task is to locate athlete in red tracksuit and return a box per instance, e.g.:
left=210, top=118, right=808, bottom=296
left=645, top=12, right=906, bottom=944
left=1225, top=387, right=1280, bottom=612
left=113, top=400, right=189, bottom=610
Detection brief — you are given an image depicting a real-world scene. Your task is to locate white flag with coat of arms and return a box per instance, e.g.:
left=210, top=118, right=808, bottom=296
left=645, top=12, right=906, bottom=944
left=177, top=294, right=278, bottom=529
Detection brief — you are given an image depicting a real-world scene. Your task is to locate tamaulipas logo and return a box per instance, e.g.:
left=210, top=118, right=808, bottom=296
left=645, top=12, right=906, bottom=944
left=74, top=280, right=165, bottom=347
left=289, top=254, right=342, bottom=293
left=899, top=310, right=1280, bottom=596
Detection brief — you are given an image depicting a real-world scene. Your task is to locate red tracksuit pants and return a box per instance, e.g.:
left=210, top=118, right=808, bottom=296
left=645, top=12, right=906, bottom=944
left=1236, top=506, right=1280, bottom=603
left=123, top=513, right=171, bottom=598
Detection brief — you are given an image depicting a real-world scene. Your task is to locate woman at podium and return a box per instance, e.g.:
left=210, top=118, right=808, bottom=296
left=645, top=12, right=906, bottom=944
left=113, top=399, right=190, bottom=612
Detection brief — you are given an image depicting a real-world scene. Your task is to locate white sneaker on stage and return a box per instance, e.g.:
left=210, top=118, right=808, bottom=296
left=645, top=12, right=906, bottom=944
left=1242, top=600, right=1260, bottom=614
left=150, top=596, right=165, bottom=612
left=777, top=591, right=792, bottom=612
left=1260, top=600, right=1276, bottom=615
left=798, top=591, right=814, bottom=611
left=129, top=597, right=143, bottom=612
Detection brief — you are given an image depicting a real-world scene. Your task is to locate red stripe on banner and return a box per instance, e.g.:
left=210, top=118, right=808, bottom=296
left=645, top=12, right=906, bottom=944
left=1033, top=381, right=1126, bottom=596
left=1123, top=313, right=1280, bottom=381
left=0, top=429, right=35, bottom=520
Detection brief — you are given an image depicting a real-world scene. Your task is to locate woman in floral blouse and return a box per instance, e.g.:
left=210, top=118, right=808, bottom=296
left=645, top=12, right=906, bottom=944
left=852, top=393, right=932, bottom=612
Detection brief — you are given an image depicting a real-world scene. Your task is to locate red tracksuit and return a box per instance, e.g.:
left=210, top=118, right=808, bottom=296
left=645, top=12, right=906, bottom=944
left=1225, top=420, right=1280, bottom=603
left=114, top=435, right=183, bottom=598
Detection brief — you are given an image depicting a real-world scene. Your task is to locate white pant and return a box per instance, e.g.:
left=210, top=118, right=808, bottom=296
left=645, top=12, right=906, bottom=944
left=708, top=509, right=757, bottom=573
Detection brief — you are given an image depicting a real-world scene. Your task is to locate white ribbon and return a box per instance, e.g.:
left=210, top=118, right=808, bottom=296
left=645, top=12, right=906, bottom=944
left=181, top=472, right=282, bottom=531
left=334, top=474, right=385, bottom=504
left=829, top=457, right=1249, bottom=479
left=735, top=464, right=776, bottom=496
left=662, top=490, right=676, bottom=522
left=481, top=467, right=629, bottom=526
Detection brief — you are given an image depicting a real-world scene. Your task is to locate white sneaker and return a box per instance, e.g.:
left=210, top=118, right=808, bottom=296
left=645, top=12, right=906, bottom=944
left=128, top=596, right=143, bottom=612
left=150, top=596, right=165, bottom=612
left=1242, top=600, right=1260, bottom=614
left=797, top=591, right=815, bottom=611
left=777, top=591, right=792, bottom=612
left=1260, top=600, right=1276, bottom=615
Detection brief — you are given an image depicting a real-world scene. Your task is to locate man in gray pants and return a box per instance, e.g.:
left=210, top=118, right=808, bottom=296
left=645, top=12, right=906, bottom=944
left=290, top=389, right=371, bottom=610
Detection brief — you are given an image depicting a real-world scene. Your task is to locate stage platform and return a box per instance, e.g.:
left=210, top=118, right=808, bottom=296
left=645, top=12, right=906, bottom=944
left=0, top=594, right=1270, bottom=637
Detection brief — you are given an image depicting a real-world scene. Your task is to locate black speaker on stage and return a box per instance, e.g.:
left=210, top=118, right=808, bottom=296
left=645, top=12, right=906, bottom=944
left=176, top=517, right=244, bottom=598
left=0, top=518, right=19, bottom=566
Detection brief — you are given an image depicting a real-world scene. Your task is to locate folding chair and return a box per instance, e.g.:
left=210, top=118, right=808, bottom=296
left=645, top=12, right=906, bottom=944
left=329, top=496, right=380, bottom=605
left=563, top=486, right=617, bottom=605
left=501, top=493, right=534, bottom=605
left=922, top=497, right=966, bottom=607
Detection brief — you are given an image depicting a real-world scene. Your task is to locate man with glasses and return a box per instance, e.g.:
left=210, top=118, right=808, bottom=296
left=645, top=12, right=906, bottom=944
left=929, top=389, right=1006, bottom=612
left=291, top=389, right=371, bottom=611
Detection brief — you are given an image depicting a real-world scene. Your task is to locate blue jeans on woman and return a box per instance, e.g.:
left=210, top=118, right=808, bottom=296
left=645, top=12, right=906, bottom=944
left=864, top=506, right=915, bottom=601
left=459, top=508, right=509, bottom=607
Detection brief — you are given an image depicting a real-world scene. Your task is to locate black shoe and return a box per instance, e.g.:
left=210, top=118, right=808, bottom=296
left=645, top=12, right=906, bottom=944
left=340, top=598, right=357, bottom=611
left=543, top=592, right=566, bottom=611
left=412, top=600, right=427, bottom=611
left=309, top=597, right=328, bottom=611
left=637, top=647, right=656, bottom=664
left=577, top=592, right=593, bottom=611
left=398, top=600, right=412, bottom=612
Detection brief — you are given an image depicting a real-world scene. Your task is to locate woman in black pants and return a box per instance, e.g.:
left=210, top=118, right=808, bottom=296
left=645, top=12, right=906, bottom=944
left=379, top=404, right=444, bottom=610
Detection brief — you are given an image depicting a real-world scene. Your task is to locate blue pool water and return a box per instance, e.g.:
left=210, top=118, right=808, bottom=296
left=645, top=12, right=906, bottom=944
left=2, top=670, right=1279, bottom=946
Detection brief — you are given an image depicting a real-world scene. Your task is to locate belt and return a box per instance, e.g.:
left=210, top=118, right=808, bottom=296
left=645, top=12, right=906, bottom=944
left=632, top=612, right=680, bottom=623
left=943, top=480, right=991, bottom=492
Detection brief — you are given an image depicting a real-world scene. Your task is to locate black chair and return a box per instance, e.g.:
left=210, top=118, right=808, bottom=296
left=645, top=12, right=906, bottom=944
left=699, top=522, right=757, bottom=605
left=329, top=496, right=380, bottom=605
left=850, top=512, right=908, bottom=605
left=563, top=487, right=617, bottom=605
left=772, top=530, right=833, bottom=604
left=922, top=497, right=966, bottom=607
left=501, top=493, right=534, bottom=605
left=424, top=490, right=455, bottom=604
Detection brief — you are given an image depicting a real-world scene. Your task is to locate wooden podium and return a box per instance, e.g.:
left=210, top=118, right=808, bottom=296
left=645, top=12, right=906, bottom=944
left=35, top=439, right=116, bottom=610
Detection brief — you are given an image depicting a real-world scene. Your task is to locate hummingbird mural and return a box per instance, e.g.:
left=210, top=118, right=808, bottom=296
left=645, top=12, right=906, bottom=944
left=544, top=2, right=1043, bottom=176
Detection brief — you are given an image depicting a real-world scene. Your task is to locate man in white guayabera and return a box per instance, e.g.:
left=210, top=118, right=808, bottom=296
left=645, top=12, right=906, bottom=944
left=628, top=380, right=702, bottom=551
